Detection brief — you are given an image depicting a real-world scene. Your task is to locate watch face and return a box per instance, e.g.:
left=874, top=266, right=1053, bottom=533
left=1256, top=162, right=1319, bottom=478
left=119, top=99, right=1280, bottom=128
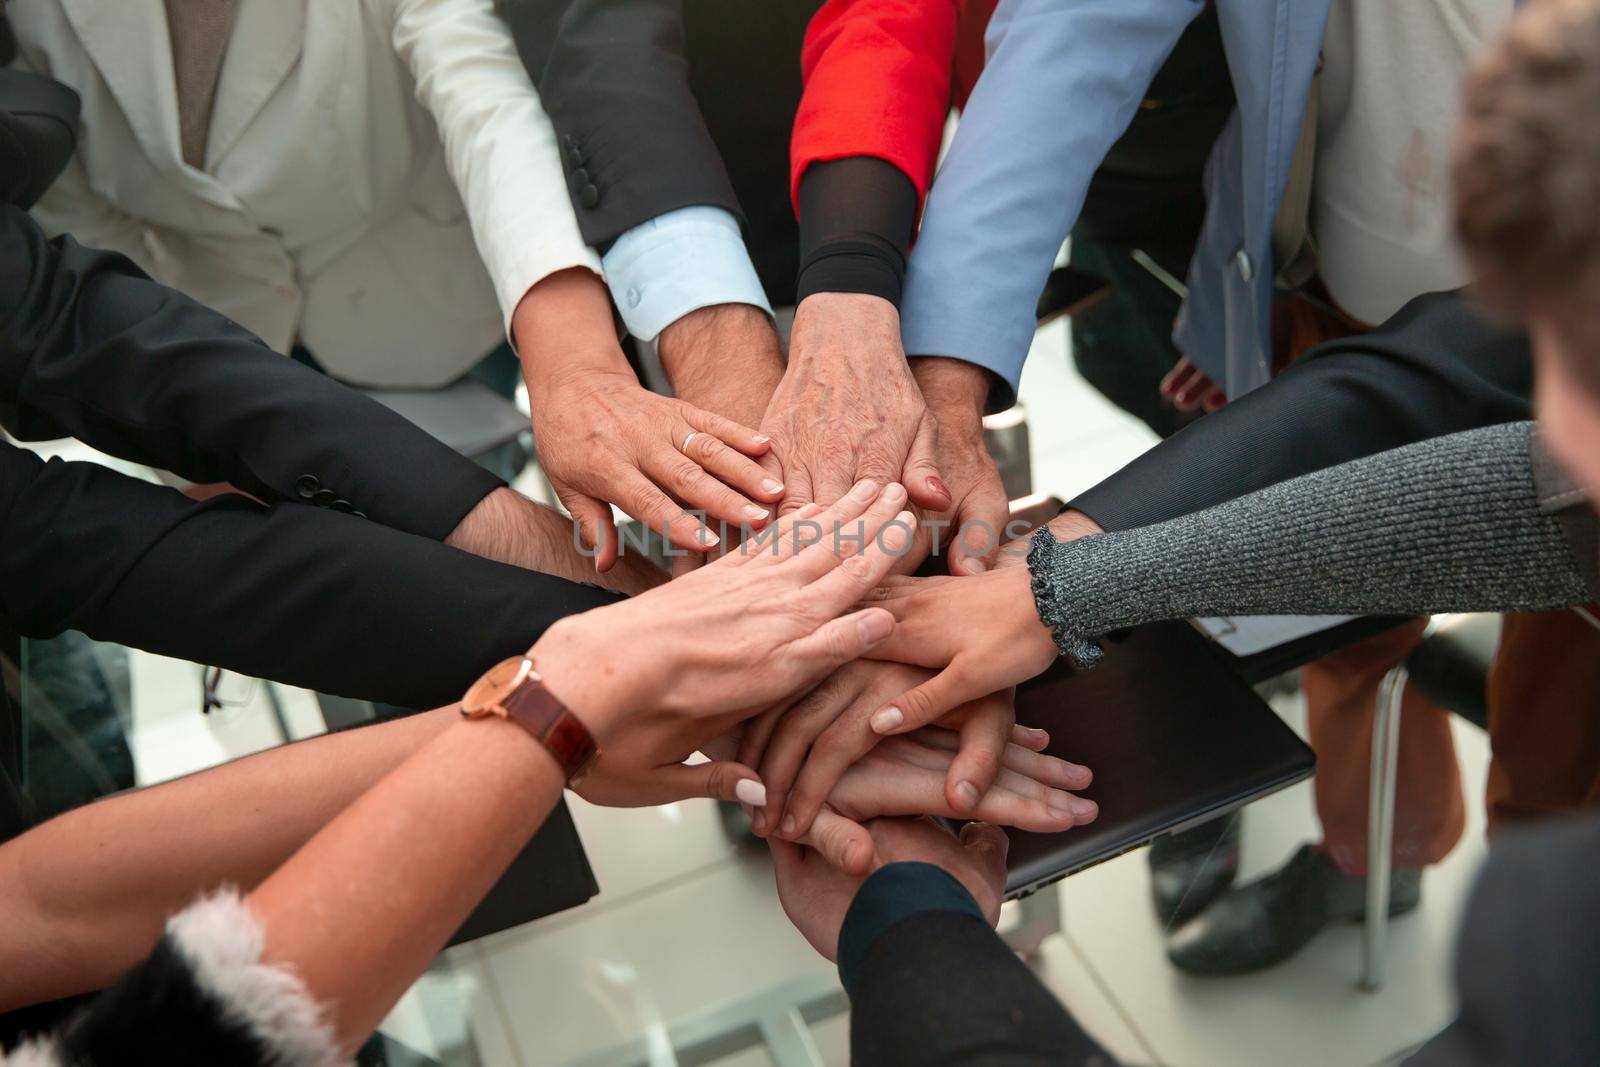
left=462, top=656, right=532, bottom=715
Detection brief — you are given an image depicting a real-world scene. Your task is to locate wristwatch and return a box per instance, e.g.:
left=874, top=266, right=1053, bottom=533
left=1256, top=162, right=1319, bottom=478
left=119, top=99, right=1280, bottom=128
left=461, top=656, right=599, bottom=785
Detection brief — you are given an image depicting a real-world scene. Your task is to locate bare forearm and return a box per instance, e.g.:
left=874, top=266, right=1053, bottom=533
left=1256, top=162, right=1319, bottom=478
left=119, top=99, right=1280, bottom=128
left=658, top=303, right=784, bottom=427
left=512, top=268, right=633, bottom=386
left=447, top=487, right=666, bottom=595
left=0, top=707, right=456, bottom=1009
left=248, top=717, right=565, bottom=1053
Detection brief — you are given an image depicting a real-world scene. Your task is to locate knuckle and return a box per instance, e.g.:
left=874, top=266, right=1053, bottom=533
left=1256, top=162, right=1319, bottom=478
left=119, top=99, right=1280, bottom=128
left=688, top=433, right=721, bottom=463
left=810, top=623, right=851, bottom=663
left=666, top=456, right=706, bottom=488
left=900, top=688, right=933, bottom=721
left=963, top=747, right=1000, bottom=779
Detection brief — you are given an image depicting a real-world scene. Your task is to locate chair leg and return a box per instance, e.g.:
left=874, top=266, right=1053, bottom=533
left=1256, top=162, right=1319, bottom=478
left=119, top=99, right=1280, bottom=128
left=1362, top=665, right=1408, bottom=991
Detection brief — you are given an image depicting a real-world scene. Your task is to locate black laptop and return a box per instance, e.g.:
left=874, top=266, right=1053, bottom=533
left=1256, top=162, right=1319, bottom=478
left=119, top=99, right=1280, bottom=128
left=1000, top=619, right=1315, bottom=898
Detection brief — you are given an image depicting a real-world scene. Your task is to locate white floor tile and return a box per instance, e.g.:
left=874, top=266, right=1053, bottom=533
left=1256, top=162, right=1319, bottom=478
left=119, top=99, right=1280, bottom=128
left=1056, top=707, right=1491, bottom=1067
left=560, top=795, right=743, bottom=902
left=125, top=652, right=316, bottom=785
left=1018, top=319, right=1159, bottom=455
left=1032, top=920, right=1163, bottom=1064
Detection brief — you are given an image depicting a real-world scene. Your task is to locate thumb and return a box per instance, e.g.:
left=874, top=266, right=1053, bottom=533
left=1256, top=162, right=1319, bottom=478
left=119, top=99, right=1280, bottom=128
left=776, top=460, right=814, bottom=518
left=801, top=807, right=877, bottom=876
left=902, top=417, right=950, bottom=512
left=946, top=491, right=1007, bottom=576
left=958, top=821, right=1011, bottom=920
left=959, top=820, right=1011, bottom=865
left=557, top=489, right=618, bottom=573
left=649, top=760, right=767, bottom=805
left=869, top=665, right=979, bottom=737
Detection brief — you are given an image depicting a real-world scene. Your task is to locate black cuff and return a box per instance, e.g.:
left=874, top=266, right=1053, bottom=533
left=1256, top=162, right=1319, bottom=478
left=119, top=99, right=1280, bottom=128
left=796, top=157, right=917, bottom=307
left=837, top=862, right=985, bottom=998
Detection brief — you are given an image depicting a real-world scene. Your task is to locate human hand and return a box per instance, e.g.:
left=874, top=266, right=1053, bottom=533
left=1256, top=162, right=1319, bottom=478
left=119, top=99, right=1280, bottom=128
left=770, top=817, right=1010, bottom=962
left=527, top=479, right=916, bottom=806
left=738, top=661, right=1086, bottom=840
left=444, top=487, right=667, bottom=596
left=862, top=567, right=1060, bottom=737
left=911, top=357, right=1010, bottom=575
left=709, top=723, right=1092, bottom=872
left=513, top=271, right=785, bottom=570
left=759, top=293, right=951, bottom=518
left=1159, top=357, right=1227, bottom=414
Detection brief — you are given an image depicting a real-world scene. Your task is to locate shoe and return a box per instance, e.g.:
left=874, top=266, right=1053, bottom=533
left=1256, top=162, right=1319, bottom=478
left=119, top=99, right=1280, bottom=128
left=1166, top=844, right=1422, bottom=976
left=1149, top=816, right=1241, bottom=926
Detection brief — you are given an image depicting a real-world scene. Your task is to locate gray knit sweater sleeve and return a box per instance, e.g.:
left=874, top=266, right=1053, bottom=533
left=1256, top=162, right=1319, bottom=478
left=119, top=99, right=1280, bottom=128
left=1028, top=421, right=1595, bottom=669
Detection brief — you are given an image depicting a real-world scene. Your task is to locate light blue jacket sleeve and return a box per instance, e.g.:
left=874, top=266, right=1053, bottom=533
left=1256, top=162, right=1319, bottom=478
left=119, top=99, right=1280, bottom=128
left=602, top=206, right=773, bottom=342
left=900, top=0, right=1205, bottom=408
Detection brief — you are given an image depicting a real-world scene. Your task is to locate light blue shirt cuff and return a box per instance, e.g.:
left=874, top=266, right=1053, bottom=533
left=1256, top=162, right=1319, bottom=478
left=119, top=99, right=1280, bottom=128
left=900, top=274, right=1032, bottom=412
left=602, top=206, right=773, bottom=342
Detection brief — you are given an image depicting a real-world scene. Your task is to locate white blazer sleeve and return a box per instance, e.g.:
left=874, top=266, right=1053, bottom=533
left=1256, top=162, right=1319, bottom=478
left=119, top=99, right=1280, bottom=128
left=383, top=0, right=602, bottom=334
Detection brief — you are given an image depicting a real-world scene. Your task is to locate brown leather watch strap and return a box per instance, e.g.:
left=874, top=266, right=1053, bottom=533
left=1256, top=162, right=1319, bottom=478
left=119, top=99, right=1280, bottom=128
left=501, top=677, right=598, bottom=784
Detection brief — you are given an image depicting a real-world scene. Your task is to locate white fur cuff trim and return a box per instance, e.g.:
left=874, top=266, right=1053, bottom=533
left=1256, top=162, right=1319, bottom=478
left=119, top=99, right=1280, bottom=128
left=167, top=890, right=346, bottom=1067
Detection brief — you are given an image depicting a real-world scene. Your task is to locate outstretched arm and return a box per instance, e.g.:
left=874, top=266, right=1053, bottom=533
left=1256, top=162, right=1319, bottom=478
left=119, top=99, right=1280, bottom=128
left=772, top=817, right=1107, bottom=1065
left=901, top=0, right=1203, bottom=409
left=0, top=707, right=458, bottom=1011
left=863, top=420, right=1599, bottom=731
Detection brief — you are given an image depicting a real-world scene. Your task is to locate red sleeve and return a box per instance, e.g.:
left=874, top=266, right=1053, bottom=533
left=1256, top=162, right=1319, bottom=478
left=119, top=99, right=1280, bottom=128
left=790, top=0, right=963, bottom=212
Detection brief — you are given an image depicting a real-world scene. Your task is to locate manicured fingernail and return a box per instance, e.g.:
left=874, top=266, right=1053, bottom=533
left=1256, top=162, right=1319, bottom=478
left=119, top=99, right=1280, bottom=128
left=884, top=482, right=906, bottom=504
left=761, top=478, right=784, bottom=495
left=850, top=478, right=879, bottom=501
left=956, top=780, right=980, bottom=809
left=781, top=815, right=797, bottom=837
left=735, top=779, right=767, bottom=807
left=870, top=707, right=904, bottom=733
left=927, top=476, right=952, bottom=501
left=743, top=504, right=770, bottom=521
left=696, top=527, right=720, bottom=547
left=753, top=434, right=771, bottom=444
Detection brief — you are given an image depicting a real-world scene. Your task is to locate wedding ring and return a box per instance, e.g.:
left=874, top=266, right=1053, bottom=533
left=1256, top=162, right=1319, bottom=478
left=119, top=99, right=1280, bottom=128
left=682, top=431, right=700, bottom=451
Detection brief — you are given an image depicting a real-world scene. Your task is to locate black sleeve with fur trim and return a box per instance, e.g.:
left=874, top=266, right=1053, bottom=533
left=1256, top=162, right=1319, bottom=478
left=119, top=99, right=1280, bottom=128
left=5, top=892, right=342, bottom=1067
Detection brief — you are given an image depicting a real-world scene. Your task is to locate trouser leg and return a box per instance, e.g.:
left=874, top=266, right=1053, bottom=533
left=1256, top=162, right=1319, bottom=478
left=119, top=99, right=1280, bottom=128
left=1305, top=619, right=1466, bottom=875
left=1485, top=606, right=1600, bottom=831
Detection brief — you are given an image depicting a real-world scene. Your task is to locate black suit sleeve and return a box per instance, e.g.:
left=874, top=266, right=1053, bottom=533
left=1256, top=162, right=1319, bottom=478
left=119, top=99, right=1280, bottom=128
left=841, top=863, right=1110, bottom=1066
left=0, top=204, right=502, bottom=542
left=1069, top=291, right=1533, bottom=532
left=0, top=445, right=620, bottom=710
left=496, top=0, right=741, bottom=250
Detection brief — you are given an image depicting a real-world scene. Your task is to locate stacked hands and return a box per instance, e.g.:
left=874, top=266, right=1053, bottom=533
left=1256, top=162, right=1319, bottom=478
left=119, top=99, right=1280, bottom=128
left=512, top=277, right=1098, bottom=921
left=522, top=476, right=1098, bottom=910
